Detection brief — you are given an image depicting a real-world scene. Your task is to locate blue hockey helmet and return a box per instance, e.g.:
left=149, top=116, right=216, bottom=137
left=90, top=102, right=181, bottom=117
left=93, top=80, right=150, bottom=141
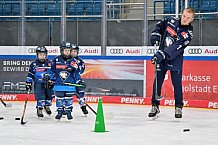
left=60, top=41, right=72, bottom=58
left=36, top=46, right=47, bottom=62
left=72, top=44, right=79, bottom=52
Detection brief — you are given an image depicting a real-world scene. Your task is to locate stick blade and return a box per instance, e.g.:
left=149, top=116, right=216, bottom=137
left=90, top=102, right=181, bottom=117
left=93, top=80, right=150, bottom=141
left=5, top=103, right=12, bottom=107
left=155, top=95, right=164, bottom=101
left=21, top=120, right=28, bottom=125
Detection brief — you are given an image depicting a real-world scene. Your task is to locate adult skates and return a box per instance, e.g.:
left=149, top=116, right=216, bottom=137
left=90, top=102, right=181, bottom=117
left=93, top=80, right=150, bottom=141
left=148, top=105, right=160, bottom=120
left=175, top=107, right=182, bottom=118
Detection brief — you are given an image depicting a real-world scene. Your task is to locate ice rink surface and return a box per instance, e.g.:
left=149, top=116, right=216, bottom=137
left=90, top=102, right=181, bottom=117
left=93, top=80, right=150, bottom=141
left=0, top=102, right=218, bottom=145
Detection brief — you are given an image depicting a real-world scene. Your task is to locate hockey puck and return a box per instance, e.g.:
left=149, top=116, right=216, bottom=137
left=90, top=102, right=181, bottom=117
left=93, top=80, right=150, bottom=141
left=183, top=129, right=190, bottom=132
left=15, top=117, right=20, bottom=120
left=0, top=117, right=4, bottom=120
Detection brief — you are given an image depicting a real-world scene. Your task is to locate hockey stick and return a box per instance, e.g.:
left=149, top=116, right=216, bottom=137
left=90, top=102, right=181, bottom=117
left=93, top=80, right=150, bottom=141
left=21, top=91, right=30, bottom=125
left=0, top=98, right=12, bottom=107
left=63, top=83, right=83, bottom=87
left=64, top=83, right=110, bottom=92
left=75, top=92, right=97, bottom=115
left=154, top=62, right=164, bottom=101
left=153, top=43, right=164, bottom=101
left=86, top=103, right=97, bottom=115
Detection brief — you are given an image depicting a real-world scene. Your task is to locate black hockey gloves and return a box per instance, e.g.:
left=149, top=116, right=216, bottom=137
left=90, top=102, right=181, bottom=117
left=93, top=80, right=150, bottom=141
left=151, top=50, right=166, bottom=64
left=150, top=33, right=161, bottom=46
left=77, top=81, right=86, bottom=90
left=25, top=82, right=32, bottom=91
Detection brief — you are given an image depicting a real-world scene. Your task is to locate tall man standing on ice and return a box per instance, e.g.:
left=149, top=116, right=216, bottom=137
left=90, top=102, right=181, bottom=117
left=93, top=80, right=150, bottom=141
left=148, top=8, right=195, bottom=119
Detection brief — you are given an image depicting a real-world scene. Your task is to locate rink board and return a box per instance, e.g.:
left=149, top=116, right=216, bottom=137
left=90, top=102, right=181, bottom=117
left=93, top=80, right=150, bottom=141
left=0, top=46, right=218, bottom=109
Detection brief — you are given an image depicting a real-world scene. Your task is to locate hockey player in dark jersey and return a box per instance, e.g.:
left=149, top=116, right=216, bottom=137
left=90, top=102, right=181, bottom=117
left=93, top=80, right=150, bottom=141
left=148, top=8, right=195, bottom=119
left=51, top=42, right=80, bottom=120
left=26, top=46, right=54, bottom=118
left=71, top=45, right=88, bottom=115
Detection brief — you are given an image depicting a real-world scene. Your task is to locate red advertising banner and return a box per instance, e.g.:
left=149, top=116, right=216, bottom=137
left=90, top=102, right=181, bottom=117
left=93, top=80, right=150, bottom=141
left=146, top=60, right=218, bottom=102
left=1, top=94, right=218, bottom=109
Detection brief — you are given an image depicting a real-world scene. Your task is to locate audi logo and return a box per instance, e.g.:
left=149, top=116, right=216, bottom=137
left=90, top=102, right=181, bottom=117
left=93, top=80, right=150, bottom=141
left=188, top=48, right=202, bottom=54
left=28, top=48, right=36, bottom=53
left=147, top=48, right=158, bottom=54
left=110, top=49, right=124, bottom=54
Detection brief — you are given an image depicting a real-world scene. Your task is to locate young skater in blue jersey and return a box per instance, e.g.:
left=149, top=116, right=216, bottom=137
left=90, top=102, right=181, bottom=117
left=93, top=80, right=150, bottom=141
left=148, top=8, right=195, bottom=119
left=51, top=42, right=84, bottom=120
left=26, top=46, right=54, bottom=118
left=71, top=45, right=88, bottom=115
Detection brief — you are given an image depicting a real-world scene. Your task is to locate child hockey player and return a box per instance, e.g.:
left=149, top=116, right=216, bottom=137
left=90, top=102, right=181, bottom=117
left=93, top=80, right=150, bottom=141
left=71, top=45, right=88, bottom=115
left=51, top=41, right=83, bottom=120
left=26, top=46, right=54, bottom=118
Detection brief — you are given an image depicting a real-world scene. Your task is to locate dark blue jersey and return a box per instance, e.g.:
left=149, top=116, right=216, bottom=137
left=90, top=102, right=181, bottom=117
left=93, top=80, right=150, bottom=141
left=74, top=56, right=85, bottom=75
left=26, top=59, right=52, bottom=84
left=151, top=17, right=193, bottom=71
left=51, top=55, right=78, bottom=86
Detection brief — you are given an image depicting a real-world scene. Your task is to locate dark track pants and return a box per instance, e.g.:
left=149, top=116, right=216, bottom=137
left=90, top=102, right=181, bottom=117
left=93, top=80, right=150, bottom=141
left=151, top=69, right=183, bottom=108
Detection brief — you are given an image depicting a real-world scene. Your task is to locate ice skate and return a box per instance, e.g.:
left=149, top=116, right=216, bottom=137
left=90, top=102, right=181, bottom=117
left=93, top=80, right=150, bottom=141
left=37, top=108, right=44, bottom=118
left=148, top=106, right=160, bottom=120
left=81, top=105, right=88, bottom=115
left=175, top=107, right=182, bottom=118
left=55, top=110, right=63, bottom=120
left=66, top=110, right=73, bottom=120
left=44, top=106, right=52, bottom=115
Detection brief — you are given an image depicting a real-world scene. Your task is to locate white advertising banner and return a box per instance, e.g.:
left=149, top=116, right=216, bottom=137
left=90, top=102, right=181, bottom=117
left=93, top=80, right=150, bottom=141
left=143, top=46, right=218, bottom=56
left=0, top=46, right=101, bottom=56
left=0, top=46, right=218, bottom=57
left=107, top=46, right=143, bottom=56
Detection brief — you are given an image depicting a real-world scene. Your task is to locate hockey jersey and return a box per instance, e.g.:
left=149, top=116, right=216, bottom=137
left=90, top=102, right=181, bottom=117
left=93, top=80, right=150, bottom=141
left=151, top=17, right=193, bottom=71
left=51, top=55, right=78, bottom=86
left=26, top=59, right=52, bottom=84
left=74, top=56, right=85, bottom=75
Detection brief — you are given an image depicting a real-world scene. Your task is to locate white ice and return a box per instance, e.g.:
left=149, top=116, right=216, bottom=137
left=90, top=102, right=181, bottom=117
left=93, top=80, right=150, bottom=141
left=0, top=102, right=218, bottom=145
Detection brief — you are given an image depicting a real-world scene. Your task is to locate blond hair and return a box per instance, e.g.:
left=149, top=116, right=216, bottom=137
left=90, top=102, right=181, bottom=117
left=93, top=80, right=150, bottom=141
left=183, top=7, right=195, bottom=17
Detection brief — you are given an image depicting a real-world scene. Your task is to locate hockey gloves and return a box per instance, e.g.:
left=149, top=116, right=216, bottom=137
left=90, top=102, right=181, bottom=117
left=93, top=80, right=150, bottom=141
left=150, top=33, right=161, bottom=46
left=25, top=82, right=32, bottom=91
left=43, top=73, right=51, bottom=82
left=48, top=80, right=54, bottom=89
left=77, top=81, right=86, bottom=90
left=151, top=50, right=166, bottom=64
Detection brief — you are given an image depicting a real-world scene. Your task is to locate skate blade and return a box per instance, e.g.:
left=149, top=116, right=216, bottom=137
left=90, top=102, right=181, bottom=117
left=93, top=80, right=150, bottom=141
left=151, top=114, right=160, bottom=120
left=174, top=117, right=182, bottom=122
left=56, top=118, right=72, bottom=123
left=55, top=119, right=61, bottom=122
left=38, top=117, right=44, bottom=120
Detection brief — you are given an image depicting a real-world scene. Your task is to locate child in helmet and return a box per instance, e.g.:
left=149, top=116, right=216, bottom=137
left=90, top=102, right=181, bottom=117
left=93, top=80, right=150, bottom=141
left=71, top=45, right=88, bottom=115
left=26, top=46, right=54, bottom=118
left=51, top=42, right=78, bottom=120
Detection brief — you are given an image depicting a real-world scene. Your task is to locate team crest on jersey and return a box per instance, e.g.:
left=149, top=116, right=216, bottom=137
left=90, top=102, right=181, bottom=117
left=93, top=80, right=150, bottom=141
left=165, top=37, right=175, bottom=47
left=59, top=71, right=70, bottom=82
